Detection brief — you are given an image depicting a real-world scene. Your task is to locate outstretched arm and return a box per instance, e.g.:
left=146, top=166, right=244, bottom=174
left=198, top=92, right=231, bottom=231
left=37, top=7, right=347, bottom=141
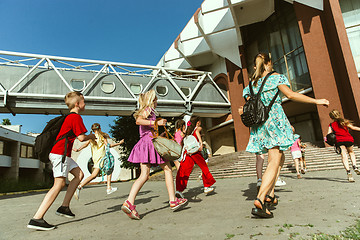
left=73, top=140, right=90, bottom=152
left=348, top=124, right=360, bottom=132
left=109, top=139, right=124, bottom=148
left=278, top=84, right=329, bottom=106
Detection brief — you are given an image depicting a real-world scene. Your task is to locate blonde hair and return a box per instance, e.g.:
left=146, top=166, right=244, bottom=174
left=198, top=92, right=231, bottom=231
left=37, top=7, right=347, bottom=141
left=133, top=89, right=157, bottom=119
left=90, top=123, right=109, bottom=144
left=329, top=109, right=352, bottom=127
left=64, top=91, right=83, bottom=110
left=251, top=53, right=272, bottom=87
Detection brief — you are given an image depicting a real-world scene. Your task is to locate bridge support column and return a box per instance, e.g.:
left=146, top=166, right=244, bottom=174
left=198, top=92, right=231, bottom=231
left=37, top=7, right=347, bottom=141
left=3, top=141, right=20, bottom=181
left=225, top=49, right=250, bottom=151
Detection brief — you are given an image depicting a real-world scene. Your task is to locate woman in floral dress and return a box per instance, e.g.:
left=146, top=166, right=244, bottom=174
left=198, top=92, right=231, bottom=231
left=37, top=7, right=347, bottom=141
left=239, top=53, right=329, bottom=218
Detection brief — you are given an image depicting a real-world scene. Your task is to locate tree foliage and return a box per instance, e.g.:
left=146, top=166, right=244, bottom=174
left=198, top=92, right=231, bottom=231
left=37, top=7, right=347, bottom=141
left=2, top=118, right=11, bottom=125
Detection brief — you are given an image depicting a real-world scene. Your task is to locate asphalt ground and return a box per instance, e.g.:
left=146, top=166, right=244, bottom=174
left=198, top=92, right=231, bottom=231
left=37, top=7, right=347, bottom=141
left=1, top=169, right=360, bottom=240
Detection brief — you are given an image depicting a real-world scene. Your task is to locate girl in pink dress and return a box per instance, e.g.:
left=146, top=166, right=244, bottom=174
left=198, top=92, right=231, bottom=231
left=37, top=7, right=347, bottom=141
left=121, top=90, right=188, bottom=220
left=173, top=119, right=186, bottom=170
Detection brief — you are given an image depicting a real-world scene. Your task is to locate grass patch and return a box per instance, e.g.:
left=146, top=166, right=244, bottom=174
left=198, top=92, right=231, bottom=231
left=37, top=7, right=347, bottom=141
left=309, top=220, right=360, bottom=240
left=225, top=233, right=235, bottom=239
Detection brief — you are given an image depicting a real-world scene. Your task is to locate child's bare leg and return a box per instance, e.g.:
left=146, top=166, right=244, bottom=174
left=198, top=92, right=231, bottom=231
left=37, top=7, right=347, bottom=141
left=347, top=146, right=357, bottom=167
left=256, top=154, right=265, bottom=180
left=127, top=163, right=150, bottom=204
left=294, top=158, right=300, bottom=175
left=160, top=161, right=176, bottom=202
left=62, top=167, right=83, bottom=207
left=340, top=145, right=350, bottom=171
left=107, top=174, right=112, bottom=189
left=174, top=160, right=180, bottom=170
left=79, top=168, right=100, bottom=188
left=33, top=177, right=66, bottom=219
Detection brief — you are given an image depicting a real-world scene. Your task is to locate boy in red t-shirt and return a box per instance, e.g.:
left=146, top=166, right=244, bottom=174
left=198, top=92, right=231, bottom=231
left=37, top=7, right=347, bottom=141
left=27, top=92, right=95, bottom=231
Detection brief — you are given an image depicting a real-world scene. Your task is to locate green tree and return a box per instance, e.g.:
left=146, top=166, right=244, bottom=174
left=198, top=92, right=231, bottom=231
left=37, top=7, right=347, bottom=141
left=2, top=118, right=11, bottom=125
left=109, top=116, right=139, bottom=169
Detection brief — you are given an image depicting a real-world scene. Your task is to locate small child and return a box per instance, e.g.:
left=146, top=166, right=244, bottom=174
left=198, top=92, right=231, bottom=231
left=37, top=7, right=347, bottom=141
left=299, top=136, right=307, bottom=174
left=121, top=90, right=188, bottom=220
left=290, top=127, right=302, bottom=179
left=73, top=123, right=124, bottom=198
left=173, top=119, right=186, bottom=170
left=176, top=116, right=216, bottom=196
left=27, top=92, right=96, bottom=231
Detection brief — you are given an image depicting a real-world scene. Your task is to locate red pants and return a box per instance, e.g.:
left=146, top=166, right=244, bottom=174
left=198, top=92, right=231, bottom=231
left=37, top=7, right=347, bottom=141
left=176, top=152, right=216, bottom=192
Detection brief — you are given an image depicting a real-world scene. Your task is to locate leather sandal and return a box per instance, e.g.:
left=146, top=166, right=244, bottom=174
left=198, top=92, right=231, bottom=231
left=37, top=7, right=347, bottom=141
left=265, top=194, right=278, bottom=206
left=251, top=198, right=273, bottom=218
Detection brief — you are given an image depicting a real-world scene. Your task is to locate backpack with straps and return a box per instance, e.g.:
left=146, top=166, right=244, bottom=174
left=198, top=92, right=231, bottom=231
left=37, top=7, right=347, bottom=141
left=183, top=127, right=201, bottom=155
left=241, top=71, right=279, bottom=128
left=34, top=113, right=76, bottom=163
left=99, top=144, right=115, bottom=181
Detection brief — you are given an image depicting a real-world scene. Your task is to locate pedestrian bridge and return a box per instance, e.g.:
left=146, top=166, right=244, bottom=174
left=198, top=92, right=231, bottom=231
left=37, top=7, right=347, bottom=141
left=0, top=50, right=230, bottom=117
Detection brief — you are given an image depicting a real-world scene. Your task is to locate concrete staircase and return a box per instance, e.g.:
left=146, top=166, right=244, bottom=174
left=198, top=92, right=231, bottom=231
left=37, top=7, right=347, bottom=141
left=186, top=144, right=360, bottom=180
left=149, top=144, right=360, bottom=181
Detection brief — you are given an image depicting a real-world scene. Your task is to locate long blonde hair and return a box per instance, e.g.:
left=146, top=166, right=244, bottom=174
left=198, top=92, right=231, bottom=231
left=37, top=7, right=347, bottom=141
left=133, top=89, right=157, bottom=119
left=251, top=53, right=272, bottom=87
left=329, top=109, right=352, bottom=127
left=90, top=123, right=109, bottom=144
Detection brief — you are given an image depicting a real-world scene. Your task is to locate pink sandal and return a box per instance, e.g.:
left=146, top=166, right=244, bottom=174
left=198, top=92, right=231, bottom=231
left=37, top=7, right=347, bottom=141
left=169, top=198, right=188, bottom=211
left=121, top=200, right=141, bottom=220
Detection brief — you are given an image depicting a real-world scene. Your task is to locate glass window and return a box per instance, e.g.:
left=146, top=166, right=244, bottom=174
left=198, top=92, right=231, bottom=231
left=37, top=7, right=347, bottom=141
left=70, top=79, right=85, bottom=91
left=340, top=0, right=360, bottom=75
left=0, top=141, right=3, bottom=155
left=20, top=145, right=27, bottom=158
left=101, top=81, right=116, bottom=94
left=27, top=146, right=34, bottom=158
left=156, top=86, right=168, bottom=96
left=180, top=87, right=191, bottom=97
left=241, top=0, right=312, bottom=92
left=130, top=84, right=143, bottom=94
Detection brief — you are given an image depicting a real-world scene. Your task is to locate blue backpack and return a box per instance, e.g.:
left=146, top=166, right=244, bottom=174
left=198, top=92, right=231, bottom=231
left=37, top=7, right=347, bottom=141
left=99, top=144, right=115, bottom=180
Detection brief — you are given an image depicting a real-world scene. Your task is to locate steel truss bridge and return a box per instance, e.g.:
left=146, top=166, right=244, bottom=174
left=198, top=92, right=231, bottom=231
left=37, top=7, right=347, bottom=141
left=0, top=50, right=230, bottom=117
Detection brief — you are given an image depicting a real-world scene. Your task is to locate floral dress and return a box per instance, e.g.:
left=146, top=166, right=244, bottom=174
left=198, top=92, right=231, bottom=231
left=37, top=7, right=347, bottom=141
left=242, top=74, right=298, bottom=154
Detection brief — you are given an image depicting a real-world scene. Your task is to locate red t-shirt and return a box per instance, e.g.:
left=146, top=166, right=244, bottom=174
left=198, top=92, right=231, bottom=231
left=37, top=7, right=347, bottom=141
left=331, top=121, right=354, bottom=143
left=50, top=113, right=87, bottom=157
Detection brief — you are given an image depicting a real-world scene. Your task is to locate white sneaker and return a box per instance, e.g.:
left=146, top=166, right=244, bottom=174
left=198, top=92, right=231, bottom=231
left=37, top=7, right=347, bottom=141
left=107, top=187, right=117, bottom=195
left=175, top=191, right=184, bottom=199
left=204, top=187, right=214, bottom=195
left=74, top=186, right=81, bottom=200
left=275, top=177, right=286, bottom=187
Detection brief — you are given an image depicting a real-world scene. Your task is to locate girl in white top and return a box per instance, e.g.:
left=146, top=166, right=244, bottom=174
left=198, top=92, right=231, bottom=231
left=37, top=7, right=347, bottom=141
left=73, top=123, right=124, bottom=199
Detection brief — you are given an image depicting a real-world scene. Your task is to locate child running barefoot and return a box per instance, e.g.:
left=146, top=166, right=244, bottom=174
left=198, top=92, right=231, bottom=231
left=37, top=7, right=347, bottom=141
left=73, top=123, right=124, bottom=198
left=27, top=92, right=96, bottom=230
left=328, top=109, right=360, bottom=182
left=121, top=90, right=188, bottom=220
left=176, top=116, right=216, bottom=197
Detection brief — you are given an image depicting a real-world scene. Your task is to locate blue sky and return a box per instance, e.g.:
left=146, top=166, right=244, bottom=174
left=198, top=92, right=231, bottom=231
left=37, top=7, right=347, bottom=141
left=0, top=0, right=202, bottom=134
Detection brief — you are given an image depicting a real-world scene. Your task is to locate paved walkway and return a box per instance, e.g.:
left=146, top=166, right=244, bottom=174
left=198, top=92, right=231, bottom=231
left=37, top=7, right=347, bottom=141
left=1, top=169, right=360, bottom=240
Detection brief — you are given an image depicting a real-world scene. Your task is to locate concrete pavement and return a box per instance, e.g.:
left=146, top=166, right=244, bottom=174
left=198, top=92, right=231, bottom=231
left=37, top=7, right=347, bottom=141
left=1, top=169, right=360, bottom=240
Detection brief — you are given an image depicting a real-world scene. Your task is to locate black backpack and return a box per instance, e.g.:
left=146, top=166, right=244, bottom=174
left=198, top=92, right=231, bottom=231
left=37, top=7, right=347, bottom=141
left=241, top=71, right=279, bottom=128
left=34, top=113, right=76, bottom=163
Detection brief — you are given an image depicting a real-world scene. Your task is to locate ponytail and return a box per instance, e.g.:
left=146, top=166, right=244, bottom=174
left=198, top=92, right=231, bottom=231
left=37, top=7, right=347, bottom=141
left=251, top=53, right=271, bottom=87
left=185, top=116, right=201, bottom=137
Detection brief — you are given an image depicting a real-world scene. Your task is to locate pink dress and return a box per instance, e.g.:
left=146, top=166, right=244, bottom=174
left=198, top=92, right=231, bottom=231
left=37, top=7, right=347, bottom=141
left=127, top=109, right=166, bottom=165
left=174, top=130, right=183, bottom=145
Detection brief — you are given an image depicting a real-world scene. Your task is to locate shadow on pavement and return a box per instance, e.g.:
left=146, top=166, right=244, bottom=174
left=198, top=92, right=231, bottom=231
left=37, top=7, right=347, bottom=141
left=84, top=190, right=153, bottom=206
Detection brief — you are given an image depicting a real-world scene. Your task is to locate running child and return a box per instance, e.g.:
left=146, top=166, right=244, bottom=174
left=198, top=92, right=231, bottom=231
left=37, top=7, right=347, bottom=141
left=121, top=90, right=188, bottom=220
left=175, top=116, right=216, bottom=197
left=173, top=119, right=186, bottom=170
left=328, top=109, right=360, bottom=182
left=73, top=123, right=124, bottom=198
left=27, top=91, right=96, bottom=230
